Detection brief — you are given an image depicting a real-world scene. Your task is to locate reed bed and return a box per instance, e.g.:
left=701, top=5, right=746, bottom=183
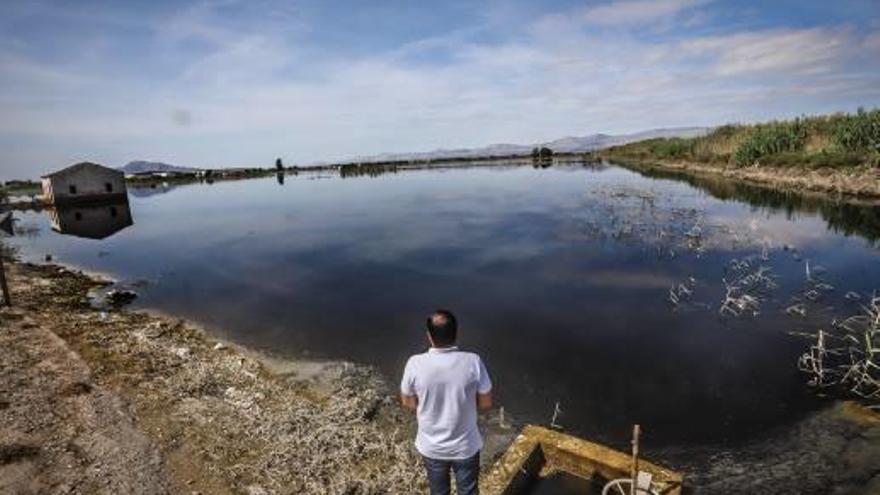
left=602, top=108, right=880, bottom=169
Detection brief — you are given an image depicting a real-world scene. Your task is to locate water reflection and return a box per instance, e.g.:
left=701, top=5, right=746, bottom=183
left=7, top=163, right=880, bottom=450
left=0, top=212, right=13, bottom=236
left=634, top=166, right=880, bottom=244
left=339, top=163, right=399, bottom=178
left=47, top=200, right=133, bottom=240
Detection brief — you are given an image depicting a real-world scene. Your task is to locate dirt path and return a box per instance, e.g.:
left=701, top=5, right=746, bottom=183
left=0, top=306, right=171, bottom=494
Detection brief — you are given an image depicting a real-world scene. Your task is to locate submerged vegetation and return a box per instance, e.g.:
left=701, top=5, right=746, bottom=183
left=603, top=108, right=880, bottom=169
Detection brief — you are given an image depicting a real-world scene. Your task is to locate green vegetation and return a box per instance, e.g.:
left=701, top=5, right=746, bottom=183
left=834, top=108, right=880, bottom=154
left=602, top=109, right=880, bottom=169
left=732, top=119, right=806, bottom=166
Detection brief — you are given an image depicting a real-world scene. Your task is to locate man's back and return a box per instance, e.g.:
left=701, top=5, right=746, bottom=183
left=401, top=347, right=492, bottom=460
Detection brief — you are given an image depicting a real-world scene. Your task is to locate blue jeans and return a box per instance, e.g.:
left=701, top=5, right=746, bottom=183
left=422, top=451, right=480, bottom=495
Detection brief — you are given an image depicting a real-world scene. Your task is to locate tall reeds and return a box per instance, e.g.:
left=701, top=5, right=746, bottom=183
left=732, top=119, right=807, bottom=166
left=603, top=108, right=880, bottom=169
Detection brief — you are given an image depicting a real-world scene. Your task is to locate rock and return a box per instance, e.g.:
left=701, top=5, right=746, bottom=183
left=172, top=347, right=190, bottom=359
left=246, top=485, right=268, bottom=495
left=106, top=289, right=137, bottom=307
left=213, top=342, right=227, bottom=351
left=45, top=254, right=53, bottom=262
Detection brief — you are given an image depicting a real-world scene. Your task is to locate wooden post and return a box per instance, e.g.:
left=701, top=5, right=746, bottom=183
left=0, top=255, right=10, bottom=307
left=630, top=424, right=641, bottom=495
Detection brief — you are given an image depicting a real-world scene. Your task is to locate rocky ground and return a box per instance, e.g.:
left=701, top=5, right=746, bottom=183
left=679, top=402, right=880, bottom=494
left=0, top=261, right=428, bottom=494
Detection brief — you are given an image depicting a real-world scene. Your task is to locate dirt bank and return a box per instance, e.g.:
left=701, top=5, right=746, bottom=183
left=0, top=261, right=428, bottom=494
left=603, top=157, right=880, bottom=201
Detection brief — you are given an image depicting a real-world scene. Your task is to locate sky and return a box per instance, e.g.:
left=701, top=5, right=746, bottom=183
left=1, top=0, right=879, bottom=180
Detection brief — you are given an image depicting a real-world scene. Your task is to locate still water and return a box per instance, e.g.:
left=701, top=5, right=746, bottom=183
left=10, top=162, right=880, bottom=453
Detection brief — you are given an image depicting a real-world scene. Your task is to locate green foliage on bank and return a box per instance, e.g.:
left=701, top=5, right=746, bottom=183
left=833, top=108, right=880, bottom=154
left=603, top=108, right=880, bottom=169
left=732, top=120, right=807, bottom=166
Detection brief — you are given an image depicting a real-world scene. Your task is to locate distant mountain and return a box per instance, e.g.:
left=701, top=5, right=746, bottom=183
left=120, top=161, right=199, bottom=174
left=350, top=127, right=710, bottom=163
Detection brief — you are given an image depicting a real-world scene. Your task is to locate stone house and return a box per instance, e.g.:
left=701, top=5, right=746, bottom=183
left=41, top=162, right=127, bottom=205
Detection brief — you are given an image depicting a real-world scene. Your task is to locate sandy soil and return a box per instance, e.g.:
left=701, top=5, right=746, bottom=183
left=606, top=158, right=880, bottom=201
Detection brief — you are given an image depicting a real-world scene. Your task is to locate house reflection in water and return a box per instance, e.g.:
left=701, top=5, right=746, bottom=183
left=47, top=201, right=134, bottom=240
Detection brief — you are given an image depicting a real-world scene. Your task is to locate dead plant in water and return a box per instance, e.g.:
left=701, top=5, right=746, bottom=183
left=719, top=258, right=777, bottom=317
left=797, top=293, right=880, bottom=408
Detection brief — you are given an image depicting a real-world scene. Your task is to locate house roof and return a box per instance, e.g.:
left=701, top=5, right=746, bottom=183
left=41, top=162, right=122, bottom=179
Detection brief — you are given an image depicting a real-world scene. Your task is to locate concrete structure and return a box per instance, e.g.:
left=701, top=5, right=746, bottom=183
left=482, top=425, right=683, bottom=494
left=41, top=162, right=127, bottom=205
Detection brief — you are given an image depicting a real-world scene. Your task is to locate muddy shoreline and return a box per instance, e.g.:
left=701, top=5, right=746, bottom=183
left=2, top=260, right=880, bottom=494
left=0, top=261, right=433, bottom=494
left=603, top=156, right=880, bottom=202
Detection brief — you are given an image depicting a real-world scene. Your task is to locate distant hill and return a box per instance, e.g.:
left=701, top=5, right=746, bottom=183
left=350, top=127, right=710, bottom=163
left=120, top=161, right=199, bottom=174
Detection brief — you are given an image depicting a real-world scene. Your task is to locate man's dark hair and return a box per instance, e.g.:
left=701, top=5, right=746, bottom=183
left=426, top=309, right=457, bottom=346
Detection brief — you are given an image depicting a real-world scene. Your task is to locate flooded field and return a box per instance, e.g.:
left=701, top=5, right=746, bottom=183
left=8, top=161, right=880, bottom=455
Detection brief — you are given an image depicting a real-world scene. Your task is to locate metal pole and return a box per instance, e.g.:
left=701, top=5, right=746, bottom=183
left=0, top=255, right=10, bottom=306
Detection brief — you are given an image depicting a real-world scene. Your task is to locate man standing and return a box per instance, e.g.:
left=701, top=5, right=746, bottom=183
left=401, top=309, right=493, bottom=495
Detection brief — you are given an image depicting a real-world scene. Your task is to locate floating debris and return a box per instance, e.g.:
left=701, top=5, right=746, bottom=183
left=786, top=304, right=807, bottom=317
left=845, top=291, right=862, bottom=301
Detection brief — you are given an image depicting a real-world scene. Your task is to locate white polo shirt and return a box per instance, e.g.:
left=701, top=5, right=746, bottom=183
left=400, top=346, right=492, bottom=460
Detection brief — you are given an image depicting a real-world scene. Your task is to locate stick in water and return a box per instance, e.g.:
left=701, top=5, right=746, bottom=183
left=630, top=424, right=641, bottom=495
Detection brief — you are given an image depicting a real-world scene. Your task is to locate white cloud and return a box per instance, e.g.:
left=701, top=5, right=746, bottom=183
left=865, top=31, right=880, bottom=54
left=0, top=1, right=878, bottom=179
left=581, top=0, right=711, bottom=26
left=682, top=27, right=857, bottom=76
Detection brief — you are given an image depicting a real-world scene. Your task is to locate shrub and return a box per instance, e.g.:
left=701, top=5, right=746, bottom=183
left=650, top=138, right=694, bottom=159
left=733, top=119, right=807, bottom=166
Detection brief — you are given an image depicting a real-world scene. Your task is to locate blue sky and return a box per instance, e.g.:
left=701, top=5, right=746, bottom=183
left=1, top=0, right=879, bottom=180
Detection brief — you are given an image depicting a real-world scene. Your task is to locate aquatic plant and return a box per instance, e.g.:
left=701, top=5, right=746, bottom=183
left=718, top=260, right=777, bottom=317
left=797, top=293, right=880, bottom=407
